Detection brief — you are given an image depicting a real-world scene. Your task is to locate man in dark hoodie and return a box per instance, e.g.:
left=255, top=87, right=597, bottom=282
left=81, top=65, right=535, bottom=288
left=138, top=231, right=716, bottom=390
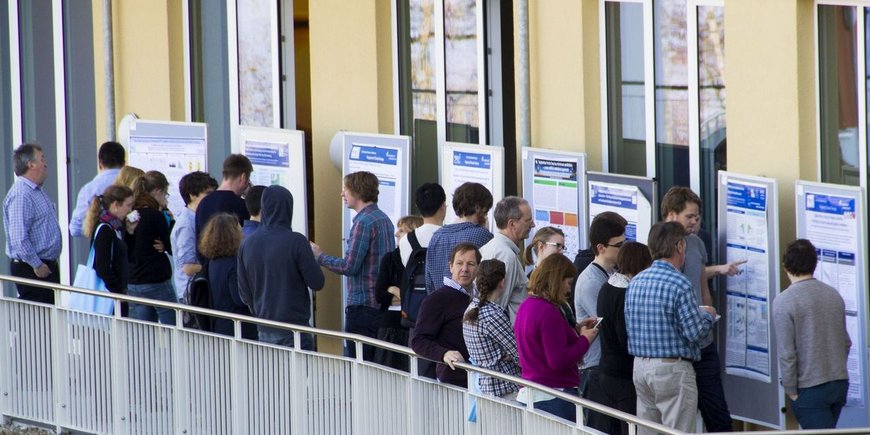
left=238, top=185, right=325, bottom=349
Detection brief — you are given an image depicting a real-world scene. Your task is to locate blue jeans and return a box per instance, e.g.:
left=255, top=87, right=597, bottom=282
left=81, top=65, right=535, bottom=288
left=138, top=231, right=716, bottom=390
left=128, top=280, right=177, bottom=325
left=344, top=305, right=382, bottom=360
left=693, top=343, right=732, bottom=432
left=791, top=379, right=848, bottom=429
left=534, top=387, right=579, bottom=423
left=258, top=327, right=315, bottom=351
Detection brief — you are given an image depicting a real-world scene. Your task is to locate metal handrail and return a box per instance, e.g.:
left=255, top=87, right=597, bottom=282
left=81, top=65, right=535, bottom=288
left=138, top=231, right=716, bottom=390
left=4, top=274, right=870, bottom=434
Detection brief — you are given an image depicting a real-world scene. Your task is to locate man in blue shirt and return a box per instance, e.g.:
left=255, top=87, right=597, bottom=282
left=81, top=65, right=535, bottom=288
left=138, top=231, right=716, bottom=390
left=170, top=171, right=217, bottom=300
left=425, top=182, right=493, bottom=293
left=3, top=144, right=62, bottom=304
left=625, top=221, right=716, bottom=434
left=311, top=171, right=395, bottom=359
left=69, top=141, right=126, bottom=237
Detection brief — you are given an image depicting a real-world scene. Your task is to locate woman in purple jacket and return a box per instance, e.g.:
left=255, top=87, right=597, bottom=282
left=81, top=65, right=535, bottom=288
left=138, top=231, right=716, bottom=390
left=514, top=254, right=598, bottom=422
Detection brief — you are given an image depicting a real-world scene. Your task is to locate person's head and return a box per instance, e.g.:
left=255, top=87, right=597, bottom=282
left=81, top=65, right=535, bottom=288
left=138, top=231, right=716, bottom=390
left=527, top=253, right=577, bottom=306
left=342, top=171, right=379, bottom=211
left=415, top=182, right=447, bottom=220
left=395, top=215, right=423, bottom=241
left=493, top=196, right=535, bottom=242
left=449, top=243, right=482, bottom=288
left=198, top=213, right=243, bottom=259
left=114, top=166, right=145, bottom=190
left=452, top=182, right=493, bottom=224
left=524, top=226, right=566, bottom=265
left=13, top=143, right=47, bottom=184
left=647, top=221, right=688, bottom=267
left=616, top=242, right=653, bottom=279
left=82, top=185, right=134, bottom=238
left=133, top=170, right=170, bottom=210
left=661, top=186, right=702, bottom=234
left=244, top=185, right=267, bottom=218
left=98, top=141, right=125, bottom=169
left=782, top=239, right=817, bottom=279
left=464, top=259, right=507, bottom=324
left=221, top=154, right=254, bottom=195
left=589, top=213, right=627, bottom=265
left=179, top=171, right=217, bottom=208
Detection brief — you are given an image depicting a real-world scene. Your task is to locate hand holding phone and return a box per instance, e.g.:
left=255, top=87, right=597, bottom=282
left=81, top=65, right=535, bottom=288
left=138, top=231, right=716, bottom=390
left=592, top=317, right=604, bottom=329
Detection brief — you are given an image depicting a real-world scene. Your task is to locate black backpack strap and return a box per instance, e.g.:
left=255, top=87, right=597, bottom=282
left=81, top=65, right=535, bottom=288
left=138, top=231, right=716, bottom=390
left=407, top=230, right=422, bottom=252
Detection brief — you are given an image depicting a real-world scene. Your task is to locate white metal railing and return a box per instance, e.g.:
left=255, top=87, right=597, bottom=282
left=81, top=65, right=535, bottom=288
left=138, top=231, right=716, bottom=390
left=0, top=275, right=868, bottom=435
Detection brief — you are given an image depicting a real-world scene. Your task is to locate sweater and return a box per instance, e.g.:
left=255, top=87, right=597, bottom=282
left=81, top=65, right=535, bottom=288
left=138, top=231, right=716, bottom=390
left=596, top=274, right=633, bottom=379
left=772, top=278, right=851, bottom=395
left=126, top=207, right=173, bottom=284
left=207, top=256, right=257, bottom=339
left=195, top=190, right=249, bottom=260
left=411, top=285, right=471, bottom=388
left=514, top=296, right=590, bottom=388
left=91, top=223, right=128, bottom=293
left=238, top=186, right=325, bottom=335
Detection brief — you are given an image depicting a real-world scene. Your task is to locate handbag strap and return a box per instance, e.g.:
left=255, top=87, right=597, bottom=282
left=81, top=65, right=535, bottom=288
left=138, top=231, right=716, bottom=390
left=88, top=223, right=114, bottom=268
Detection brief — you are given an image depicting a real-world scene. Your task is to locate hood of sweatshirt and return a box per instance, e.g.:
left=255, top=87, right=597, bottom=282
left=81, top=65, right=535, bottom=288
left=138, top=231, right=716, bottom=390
left=260, top=185, right=294, bottom=231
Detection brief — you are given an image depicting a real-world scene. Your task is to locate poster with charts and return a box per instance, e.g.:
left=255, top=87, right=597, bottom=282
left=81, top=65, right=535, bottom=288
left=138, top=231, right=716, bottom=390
left=125, top=119, right=208, bottom=218
left=722, top=178, right=772, bottom=382
left=796, top=182, right=868, bottom=417
left=521, top=148, right=587, bottom=260
left=440, top=142, right=504, bottom=230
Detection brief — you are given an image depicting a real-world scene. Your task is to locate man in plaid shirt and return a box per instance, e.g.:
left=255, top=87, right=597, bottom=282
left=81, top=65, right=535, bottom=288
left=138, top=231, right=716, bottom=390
left=625, top=221, right=716, bottom=434
left=312, top=171, right=395, bottom=360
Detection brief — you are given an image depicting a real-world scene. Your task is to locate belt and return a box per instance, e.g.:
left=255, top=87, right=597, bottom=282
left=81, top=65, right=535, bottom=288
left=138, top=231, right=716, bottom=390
left=643, top=356, right=689, bottom=363
left=11, top=259, right=57, bottom=265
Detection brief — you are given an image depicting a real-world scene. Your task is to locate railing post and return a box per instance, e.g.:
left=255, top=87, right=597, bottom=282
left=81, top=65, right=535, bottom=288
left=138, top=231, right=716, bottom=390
left=171, top=308, right=190, bottom=435
left=290, top=329, right=303, bottom=434
left=351, top=338, right=363, bottom=434
left=230, top=320, right=246, bottom=434
left=0, top=298, right=10, bottom=425
left=407, top=355, right=417, bottom=434
left=110, top=306, right=129, bottom=433
left=50, top=291, right=68, bottom=433
left=464, top=367, right=475, bottom=435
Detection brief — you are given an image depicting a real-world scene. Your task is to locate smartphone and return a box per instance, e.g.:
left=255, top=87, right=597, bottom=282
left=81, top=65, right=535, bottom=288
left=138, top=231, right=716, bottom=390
left=592, top=317, right=604, bottom=329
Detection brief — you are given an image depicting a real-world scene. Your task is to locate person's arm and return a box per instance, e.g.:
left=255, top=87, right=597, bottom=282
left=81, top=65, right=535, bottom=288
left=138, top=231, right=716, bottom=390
left=539, top=308, right=590, bottom=370
left=171, top=219, right=199, bottom=276
left=410, top=294, right=450, bottom=362
left=772, top=301, right=798, bottom=397
left=705, top=259, right=748, bottom=277
left=488, top=308, right=520, bottom=363
left=700, top=268, right=713, bottom=306
left=6, top=194, right=42, bottom=269
left=226, top=262, right=245, bottom=308
left=374, top=251, right=398, bottom=308
left=676, top=284, right=714, bottom=344
left=92, top=226, right=122, bottom=292
left=295, top=235, right=325, bottom=291
left=494, top=251, right=521, bottom=309
left=69, top=186, right=91, bottom=237
left=237, top=250, right=253, bottom=309
left=316, top=220, right=372, bottom=275
left=574, top=273, right=601, bottom=319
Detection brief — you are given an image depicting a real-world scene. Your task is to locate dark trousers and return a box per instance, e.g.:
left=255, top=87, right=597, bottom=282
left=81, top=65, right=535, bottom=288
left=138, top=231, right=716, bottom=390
left=791, top=379, right=848, bottom=430
left=578, top=366, right=599, bottom=423
left=10, top=260, right=59, bottom=304
left=694, top=342, right=733, bottom=432
left=535, top=387, right=579, bottom=423
left=344, top=305, right=382, bottom=361
left=586, top=371, right=637, bottom=435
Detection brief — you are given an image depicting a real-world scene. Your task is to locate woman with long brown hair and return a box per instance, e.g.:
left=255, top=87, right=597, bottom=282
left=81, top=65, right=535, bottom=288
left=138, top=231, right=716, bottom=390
left=514, top=254, right=598, bottom=423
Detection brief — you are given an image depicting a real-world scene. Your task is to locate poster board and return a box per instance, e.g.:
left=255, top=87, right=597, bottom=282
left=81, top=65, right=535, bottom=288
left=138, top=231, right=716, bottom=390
left=521, top=148, right=587, bottom=259
left=237, top=126, right=308, bottom=237
left=795, top=181, right=869, bottom=428
left=440, top=142, right=505, bottom=229
left=717, top=171, right=783, bottom=429
left=585, top=172, right=656, bottom=244
left=125, top=119, right=208, bottom=217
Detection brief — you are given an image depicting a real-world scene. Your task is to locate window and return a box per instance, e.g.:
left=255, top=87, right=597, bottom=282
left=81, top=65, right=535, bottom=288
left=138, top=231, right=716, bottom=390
left=817, top=4, right=860, bottom=186
left=236, top=0, right=280, bottom=128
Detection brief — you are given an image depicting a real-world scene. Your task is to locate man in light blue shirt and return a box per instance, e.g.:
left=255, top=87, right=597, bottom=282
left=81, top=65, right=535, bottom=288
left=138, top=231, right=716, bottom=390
left=69, top=141, right=126, bottom=237
left=170, top=171, right=217, bottom=300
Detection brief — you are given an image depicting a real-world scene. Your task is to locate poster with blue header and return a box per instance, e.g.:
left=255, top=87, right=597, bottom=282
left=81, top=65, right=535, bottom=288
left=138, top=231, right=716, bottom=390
left=587, top=181, right=652, bottom=244
left=441, top=142, right=504, bottom=228
left=342, top=133, right=410, bottom=230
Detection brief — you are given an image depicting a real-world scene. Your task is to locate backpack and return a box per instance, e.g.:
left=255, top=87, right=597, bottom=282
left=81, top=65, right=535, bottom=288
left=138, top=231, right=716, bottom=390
left=184, top=260, right=213, bottom=331
left=400, top=231, right=428, bottom=329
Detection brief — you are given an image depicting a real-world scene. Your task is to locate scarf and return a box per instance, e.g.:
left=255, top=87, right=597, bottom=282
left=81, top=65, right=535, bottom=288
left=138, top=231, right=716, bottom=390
left=99, top=209, right=124, bottom=236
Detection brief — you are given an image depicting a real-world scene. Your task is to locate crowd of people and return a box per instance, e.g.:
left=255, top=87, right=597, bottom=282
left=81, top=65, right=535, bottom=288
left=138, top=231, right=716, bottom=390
left=3, top=141, right=852, bottom=432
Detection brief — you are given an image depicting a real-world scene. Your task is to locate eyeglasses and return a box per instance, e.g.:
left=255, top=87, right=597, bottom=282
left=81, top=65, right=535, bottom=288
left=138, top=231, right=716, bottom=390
left=543, top=242, right=565, bottom=251
left=605, top=241, right=625, bottom=249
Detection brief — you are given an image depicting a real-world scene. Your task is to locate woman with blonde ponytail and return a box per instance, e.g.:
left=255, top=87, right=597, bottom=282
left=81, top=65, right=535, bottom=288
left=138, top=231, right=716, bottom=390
left=83, top=185, right=136, bottom=313
left=462, top=259, right=521, bottom=399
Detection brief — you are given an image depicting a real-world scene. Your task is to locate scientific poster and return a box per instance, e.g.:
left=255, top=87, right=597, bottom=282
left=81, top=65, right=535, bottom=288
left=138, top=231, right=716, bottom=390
left=723, top=180, right=772, bottom=382
left=245, top=140, right=291, bottom=187
left=799, top=188, right=864, bottom=407
left=530, top=157, right=581, bottom=257
left=587, top=181, right=652, bottom=244
left=347, top=143, right=404, bottom=226
left=127, top=131, right=207, bottom=217
left=441, top=144, right=503, bottom=228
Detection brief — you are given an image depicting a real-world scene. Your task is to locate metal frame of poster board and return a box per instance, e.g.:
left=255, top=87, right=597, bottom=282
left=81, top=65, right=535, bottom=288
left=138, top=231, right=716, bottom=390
left=439, top=142, right=505, bottom=230
left=585, top=172, right=657, bottom=244
left=795, top=181, right=869, bottom=428
left=124, top=118, right=208, bottom=218
left=340, top=132, right=411, bottom=326
left=521, top=147, right=588, bottom=259
left=237, top=126, right=308, bottom=237
left=716, top=171, right=783, bottom=429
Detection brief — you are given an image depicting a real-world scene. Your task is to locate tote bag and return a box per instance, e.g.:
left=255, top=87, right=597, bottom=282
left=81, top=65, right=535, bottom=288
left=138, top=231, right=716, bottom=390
left=69, top=224, right=115, bottom=315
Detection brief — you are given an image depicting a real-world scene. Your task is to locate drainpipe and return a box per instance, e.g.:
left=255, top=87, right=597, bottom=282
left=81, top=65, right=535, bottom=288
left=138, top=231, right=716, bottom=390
left=104, top=0, right=116, bottom=140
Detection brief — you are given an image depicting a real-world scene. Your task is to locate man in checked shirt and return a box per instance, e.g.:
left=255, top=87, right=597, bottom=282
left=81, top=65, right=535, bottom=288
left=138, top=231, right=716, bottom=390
left=3, top=144, right=62, bottom=304
left=311, top=171, right=395, bottom=360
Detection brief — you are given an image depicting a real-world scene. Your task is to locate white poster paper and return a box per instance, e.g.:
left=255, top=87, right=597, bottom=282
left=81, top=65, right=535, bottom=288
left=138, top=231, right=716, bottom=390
left=529, top=157, right=581, bottom=258
left=442, top=145, right=502, bottom=228
left=346, top=142, right=404, bottom=227
left=588, top=181, right=652, bottom=244
left=127, top=134, right=207, bottom=217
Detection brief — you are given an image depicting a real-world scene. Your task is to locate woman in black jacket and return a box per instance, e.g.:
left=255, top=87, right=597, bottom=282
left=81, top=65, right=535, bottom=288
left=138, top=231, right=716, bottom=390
left=82, top=185, right=136, bottom=315
left=126, top=171, right=176, bottom=324
left=198, top=213, right=257, bottom=339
